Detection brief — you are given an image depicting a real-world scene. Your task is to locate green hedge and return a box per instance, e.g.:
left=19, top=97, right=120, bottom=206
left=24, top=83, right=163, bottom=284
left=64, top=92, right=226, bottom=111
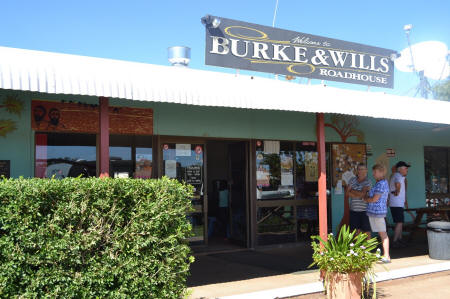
left=0, top=177, right=194, bottom=298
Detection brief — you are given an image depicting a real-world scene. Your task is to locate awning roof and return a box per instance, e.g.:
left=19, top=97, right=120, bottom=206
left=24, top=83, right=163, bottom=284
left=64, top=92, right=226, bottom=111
left=0, top=46, right=449, bottom=125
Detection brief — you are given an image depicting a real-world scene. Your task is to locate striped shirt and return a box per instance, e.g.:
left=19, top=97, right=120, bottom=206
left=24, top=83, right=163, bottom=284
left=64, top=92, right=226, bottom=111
left=348, top=176, right=372, bottom=212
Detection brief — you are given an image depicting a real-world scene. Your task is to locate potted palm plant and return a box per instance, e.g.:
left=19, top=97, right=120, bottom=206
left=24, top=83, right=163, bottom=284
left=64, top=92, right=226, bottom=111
left=310, top=225, right=381, bottom=299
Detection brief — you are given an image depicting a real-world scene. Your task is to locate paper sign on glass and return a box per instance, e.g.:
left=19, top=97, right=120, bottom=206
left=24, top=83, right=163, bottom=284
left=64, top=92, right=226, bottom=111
left=281, top=173, right=293, bottom=186
left=176, top=144, right=191, bottom=156
left=165, top=160, right=177, bottom=178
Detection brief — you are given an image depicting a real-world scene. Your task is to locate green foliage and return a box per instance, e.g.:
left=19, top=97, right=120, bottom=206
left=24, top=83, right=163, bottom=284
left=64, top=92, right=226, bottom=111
left=309, top=225, right=380, bottom=274
left=0, top=177, right=194, bottom=298
left=432, top=79, right=450, bottom=101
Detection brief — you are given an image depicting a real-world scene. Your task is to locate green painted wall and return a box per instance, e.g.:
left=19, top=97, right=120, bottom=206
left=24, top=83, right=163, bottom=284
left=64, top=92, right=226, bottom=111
left=0, top=91, right=99, bottom=177
left=1, top=89, right=450, bottom=234
left=327, top=117, right=450, bottom=232
left=0, top=90, right=33, bottom=177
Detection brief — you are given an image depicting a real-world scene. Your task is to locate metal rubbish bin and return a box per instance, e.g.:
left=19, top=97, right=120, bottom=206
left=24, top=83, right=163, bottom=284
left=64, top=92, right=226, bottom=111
left=427, top=221, right=450, bottom=260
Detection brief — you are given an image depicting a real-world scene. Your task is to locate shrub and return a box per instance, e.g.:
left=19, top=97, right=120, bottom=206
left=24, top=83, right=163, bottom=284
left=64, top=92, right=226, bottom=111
left=309, top=226, right=381, bottom=298
left=0, top=177, right=194, bottom=298
left=309, top=225, right=380, bottom=274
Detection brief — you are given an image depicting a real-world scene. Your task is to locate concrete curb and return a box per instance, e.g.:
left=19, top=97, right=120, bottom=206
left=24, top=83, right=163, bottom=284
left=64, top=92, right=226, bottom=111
left=219, top=261, right=450, bottom=299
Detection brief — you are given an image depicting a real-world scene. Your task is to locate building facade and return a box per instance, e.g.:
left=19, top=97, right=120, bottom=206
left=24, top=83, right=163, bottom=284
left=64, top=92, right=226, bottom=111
left=1, top=47, right=449, bottom=251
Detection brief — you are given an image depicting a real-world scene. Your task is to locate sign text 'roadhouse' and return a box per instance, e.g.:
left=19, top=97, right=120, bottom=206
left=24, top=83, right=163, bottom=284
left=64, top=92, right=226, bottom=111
left=205, top=16, right=396, bottom=88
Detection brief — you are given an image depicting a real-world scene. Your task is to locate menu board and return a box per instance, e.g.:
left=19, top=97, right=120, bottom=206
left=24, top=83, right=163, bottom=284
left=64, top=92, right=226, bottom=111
left=280, top=153, right=294, bottom=186
left=185, top=165, right=202, bottom=185
left=332, top=143, right=366, bottom=187
left=0, top=160, right=10, bottom=178
left=304, top=152, right=318, bottom=182
left=256, top=164, right=270, bottom=187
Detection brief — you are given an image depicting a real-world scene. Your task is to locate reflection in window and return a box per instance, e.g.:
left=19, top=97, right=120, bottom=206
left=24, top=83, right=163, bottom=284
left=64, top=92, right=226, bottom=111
left=295, top=143, right=319, bottom=200
left=35, top=133, right=97, bottom=178
left=110, top=135, right=152, bottom=179
left=135, top=147, right=153, bottom=179
left=295, top=143, right=319, bottom=241
left=425, top=147, right=449, bottom=194
left=256, top=141, right=294, bottom=200
left=257, top=206, right=295, bottom=245
left=162, top=143, right=205, bottom=243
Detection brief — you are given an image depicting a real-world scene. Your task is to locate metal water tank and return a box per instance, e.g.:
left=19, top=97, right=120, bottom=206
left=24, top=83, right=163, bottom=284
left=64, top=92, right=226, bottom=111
left=167, top=46, right=191, bottom=67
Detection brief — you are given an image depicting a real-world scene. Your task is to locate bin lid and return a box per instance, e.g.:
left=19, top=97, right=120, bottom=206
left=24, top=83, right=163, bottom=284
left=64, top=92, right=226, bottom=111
left=427, top=221, right=450, bottom=230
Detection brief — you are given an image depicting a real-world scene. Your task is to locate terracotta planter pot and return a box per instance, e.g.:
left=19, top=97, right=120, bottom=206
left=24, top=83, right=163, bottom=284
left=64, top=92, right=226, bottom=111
left=325, top=272, right=364, bottom=299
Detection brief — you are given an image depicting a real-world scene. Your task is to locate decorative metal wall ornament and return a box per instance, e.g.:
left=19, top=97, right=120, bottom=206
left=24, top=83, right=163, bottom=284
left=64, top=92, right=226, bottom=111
left=0, top=119, right=17, bottom=137
left=325, top=114, right=365, bottom=143
left=0, top=94, right=24, bottom=115
left=0, top=94, right=24, bottom=137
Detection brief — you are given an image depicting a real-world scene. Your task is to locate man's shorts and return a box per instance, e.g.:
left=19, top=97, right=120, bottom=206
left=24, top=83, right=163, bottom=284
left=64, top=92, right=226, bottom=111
left=368, top=216, right=386, bottom=232
left=390, top=207, right=405, bottom=223
left=349, top=210, right=371, bottom=232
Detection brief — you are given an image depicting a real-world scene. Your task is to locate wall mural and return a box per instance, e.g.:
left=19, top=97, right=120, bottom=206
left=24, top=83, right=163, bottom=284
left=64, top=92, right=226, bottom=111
left=0, top=94, right=24, bottom=137
left=31, top=100, right=154, bottom=135
left=325, top=114, right=365, bottom=143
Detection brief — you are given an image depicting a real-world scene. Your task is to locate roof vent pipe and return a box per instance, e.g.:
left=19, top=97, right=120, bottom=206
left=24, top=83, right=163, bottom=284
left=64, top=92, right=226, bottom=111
left=168, top=46, right=191, bottom=67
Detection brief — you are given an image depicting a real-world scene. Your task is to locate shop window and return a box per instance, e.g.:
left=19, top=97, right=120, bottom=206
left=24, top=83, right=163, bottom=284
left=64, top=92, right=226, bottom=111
left=255, top=140, right=328, bottom=245
left=257, top=206, right=295, bottom=245
left=256, top=141, right=294, bottom=200
left=162, top=143, right=205, bottom=243
left=425, top=147, right=449, bottom=194
left=295, top=142, right=319, bottom=241
left=35, top=133, right=97, bottom=178
left=295, top=143, right=319, bottom=200
left=110, top=135, right=153, bottom=179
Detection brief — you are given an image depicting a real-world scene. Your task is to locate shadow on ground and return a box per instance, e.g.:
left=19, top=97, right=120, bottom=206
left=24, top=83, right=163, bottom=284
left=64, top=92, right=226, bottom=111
left=188, top=234, right=429, bottom=287
left=188, top=244, right=314, bottom=287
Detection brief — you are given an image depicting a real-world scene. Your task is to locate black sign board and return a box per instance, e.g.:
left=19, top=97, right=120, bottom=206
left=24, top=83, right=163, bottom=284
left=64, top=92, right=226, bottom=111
left=205, top=16, right=395, bottom=88
left=0, top=160, right=10, bottom=178
left=185, top=165, right=202, bottom=185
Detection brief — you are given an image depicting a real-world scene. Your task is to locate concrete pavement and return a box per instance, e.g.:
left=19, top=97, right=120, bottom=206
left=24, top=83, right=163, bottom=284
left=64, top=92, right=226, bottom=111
left=290, top=270, right=450, bottom=299
left=189, top=255, right=450, bottom=299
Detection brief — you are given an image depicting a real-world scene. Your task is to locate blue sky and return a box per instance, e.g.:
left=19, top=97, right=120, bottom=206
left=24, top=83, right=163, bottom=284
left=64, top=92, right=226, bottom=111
left=1, top=0, right=449, bottom=96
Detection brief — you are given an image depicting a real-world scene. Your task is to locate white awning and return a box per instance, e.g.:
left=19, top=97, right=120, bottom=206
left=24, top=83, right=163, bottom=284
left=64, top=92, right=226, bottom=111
left=0, top=46, right=449, bottom=125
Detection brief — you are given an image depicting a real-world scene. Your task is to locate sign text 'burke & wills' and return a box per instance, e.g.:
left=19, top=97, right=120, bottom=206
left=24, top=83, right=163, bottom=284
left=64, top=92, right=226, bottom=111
left=204, top=16, right=396, bottom=88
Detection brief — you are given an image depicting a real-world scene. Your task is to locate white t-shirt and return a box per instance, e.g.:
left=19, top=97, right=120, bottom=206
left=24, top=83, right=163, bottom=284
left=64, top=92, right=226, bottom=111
left=389, top=172, right=406, bottom=207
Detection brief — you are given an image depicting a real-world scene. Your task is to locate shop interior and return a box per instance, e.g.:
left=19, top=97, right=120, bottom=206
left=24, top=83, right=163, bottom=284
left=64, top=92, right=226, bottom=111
left=206, top=140, right=248, bottom=250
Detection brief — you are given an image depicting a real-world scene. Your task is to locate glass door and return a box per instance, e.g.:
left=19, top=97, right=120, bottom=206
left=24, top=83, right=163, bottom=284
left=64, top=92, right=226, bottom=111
left=161, top=142, right=207, bottom=245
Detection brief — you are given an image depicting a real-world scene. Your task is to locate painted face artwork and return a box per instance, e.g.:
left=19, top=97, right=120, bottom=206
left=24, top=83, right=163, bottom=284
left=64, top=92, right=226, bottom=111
left=33, top=105, right=46, bottom=123
left=48, top=108, right=61, bottom=126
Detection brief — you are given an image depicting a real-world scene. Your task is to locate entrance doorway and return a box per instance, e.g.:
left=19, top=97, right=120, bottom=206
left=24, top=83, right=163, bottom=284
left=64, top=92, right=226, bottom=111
left=206, top=140, right=248, bottom=250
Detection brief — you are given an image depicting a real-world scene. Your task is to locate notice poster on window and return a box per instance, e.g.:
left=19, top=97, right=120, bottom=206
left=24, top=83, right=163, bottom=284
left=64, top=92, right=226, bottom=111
left=281, top=173, right=293, bottom=186
left=305, top=152, right=318, bottom=182
left=185, top=165, right=202, bottom=185
left=280, top=153, right=294, bottom=186
left=176, top=144, right=191, bottom=156
left=256, top=164, right=270, bottom=187
left=165, top=160, right=177, bottom=178
left=264, top=140, right=280, bottom=154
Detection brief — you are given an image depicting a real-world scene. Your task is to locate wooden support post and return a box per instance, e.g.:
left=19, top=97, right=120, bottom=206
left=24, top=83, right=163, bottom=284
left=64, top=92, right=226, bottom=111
left=316, top=113, right=328, bottom=242
left=99, top=97, right=109, bottom=178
